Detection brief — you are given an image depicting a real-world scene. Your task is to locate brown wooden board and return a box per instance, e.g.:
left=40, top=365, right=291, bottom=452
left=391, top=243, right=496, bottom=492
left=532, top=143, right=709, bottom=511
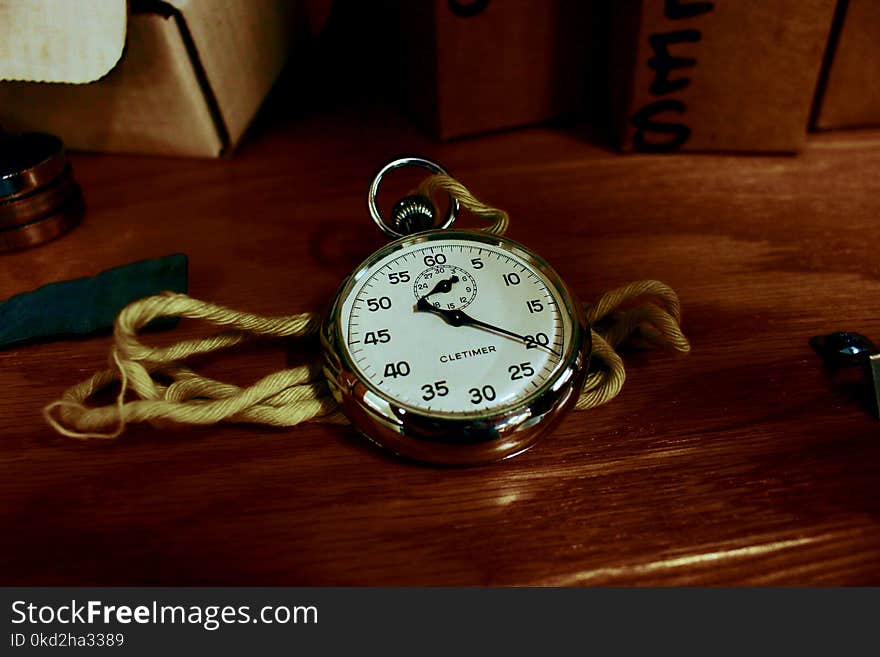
left=613, top=0, right=836, bottom=153
left=1, top=99, right=880, bottom=584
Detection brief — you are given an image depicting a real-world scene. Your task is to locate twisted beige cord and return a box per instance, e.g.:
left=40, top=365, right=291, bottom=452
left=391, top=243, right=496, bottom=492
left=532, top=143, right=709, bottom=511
left=416, top=173, right=509, bottom=235
left=43, top=175, right=689, bottom=440
left=43, top=282, right=688, bottom=439
left=577, top=280, right=690, bottom=410
left=44, top=294, right=346, bottom=439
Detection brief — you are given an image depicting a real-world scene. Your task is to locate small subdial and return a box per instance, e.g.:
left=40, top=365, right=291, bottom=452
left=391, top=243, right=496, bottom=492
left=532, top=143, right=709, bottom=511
left=413, top=264, right=477, bottom=310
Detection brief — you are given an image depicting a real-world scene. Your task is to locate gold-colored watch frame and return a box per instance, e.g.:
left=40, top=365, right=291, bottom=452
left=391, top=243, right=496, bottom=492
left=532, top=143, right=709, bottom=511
left=321, top=229, right=590, bottom=464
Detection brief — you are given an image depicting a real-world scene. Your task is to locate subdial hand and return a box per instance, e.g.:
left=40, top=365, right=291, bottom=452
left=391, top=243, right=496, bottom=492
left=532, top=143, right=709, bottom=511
left=415, top=297, right=560, bottom=357
left=425, top=275, right=459, bottom=298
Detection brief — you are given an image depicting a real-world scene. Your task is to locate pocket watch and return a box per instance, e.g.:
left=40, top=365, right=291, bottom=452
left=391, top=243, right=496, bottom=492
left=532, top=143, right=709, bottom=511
left=322, top=158, right=590, bottom=464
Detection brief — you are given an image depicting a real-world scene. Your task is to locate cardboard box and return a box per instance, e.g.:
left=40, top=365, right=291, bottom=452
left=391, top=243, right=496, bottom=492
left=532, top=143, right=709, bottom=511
left=0, top=0, right=303, bottom=157
left=400, top=0, right=595, bottom=140
left=814, top=0, right=880, bottom=130
left=612, top=0, right=836, bottom=153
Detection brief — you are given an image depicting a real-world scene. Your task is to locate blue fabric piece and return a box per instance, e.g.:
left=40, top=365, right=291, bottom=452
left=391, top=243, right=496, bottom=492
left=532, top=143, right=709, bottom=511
left=0, top=253, right=188, bottom=348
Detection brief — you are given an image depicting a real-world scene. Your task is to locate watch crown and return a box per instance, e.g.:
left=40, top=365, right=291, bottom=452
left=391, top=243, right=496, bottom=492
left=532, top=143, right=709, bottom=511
left=390, top=194, right=436, bottom=235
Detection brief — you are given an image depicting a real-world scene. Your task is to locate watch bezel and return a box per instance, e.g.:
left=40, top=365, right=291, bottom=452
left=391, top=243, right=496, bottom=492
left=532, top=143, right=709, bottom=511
left=321, top=229, right=590, bottom=464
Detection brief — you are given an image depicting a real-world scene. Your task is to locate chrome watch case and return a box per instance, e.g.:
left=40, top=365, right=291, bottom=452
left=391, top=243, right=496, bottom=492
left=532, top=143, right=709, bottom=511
left=321, top=229, right=590, bottom=465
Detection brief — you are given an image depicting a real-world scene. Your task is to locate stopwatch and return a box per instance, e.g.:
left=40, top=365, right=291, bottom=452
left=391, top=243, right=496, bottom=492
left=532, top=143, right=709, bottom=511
left=322, top=158, right=590, bottom=464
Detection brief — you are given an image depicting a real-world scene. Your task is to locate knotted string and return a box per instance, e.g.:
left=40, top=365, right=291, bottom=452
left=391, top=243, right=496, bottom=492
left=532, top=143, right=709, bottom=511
left=44, top=175, right=690, bottom=440
left=416, top=173, right=509, bottom=235
left=43, top=295, right=346, bottom=439
left=577, top=279, right=689, bottom=410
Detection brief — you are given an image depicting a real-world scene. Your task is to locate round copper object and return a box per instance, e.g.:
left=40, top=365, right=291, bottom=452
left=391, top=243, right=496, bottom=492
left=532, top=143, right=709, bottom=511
left=0, top=132, right=68, bottom=199
left=0, top=167, right=78, bottom=230
left=0, top=132, right=83, bottom=251
left=0, top=193, right=84, bottom=252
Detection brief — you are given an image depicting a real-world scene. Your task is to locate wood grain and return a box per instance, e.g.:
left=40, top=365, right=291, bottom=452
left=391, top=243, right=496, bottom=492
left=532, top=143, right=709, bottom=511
left=2, top=106, right=880, bottom=585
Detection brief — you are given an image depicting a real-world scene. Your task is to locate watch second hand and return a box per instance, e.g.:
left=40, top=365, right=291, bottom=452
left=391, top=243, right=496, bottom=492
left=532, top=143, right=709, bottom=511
left=415, top=297, right=561, bottom=357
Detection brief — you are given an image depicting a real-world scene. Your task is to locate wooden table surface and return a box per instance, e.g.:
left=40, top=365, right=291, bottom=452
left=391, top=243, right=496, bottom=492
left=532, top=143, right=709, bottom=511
left=2, top=106, right=880, bottom=586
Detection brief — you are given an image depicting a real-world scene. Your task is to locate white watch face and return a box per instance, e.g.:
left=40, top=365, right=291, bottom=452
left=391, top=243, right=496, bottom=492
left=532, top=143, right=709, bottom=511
left=339, top=234, right=575, bottom=417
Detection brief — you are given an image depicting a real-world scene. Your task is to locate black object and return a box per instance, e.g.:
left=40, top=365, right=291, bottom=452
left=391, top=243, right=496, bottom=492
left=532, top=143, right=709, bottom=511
left=811, top=331, right=880, bottom=419
left=809, top=332, right=877, bottom=368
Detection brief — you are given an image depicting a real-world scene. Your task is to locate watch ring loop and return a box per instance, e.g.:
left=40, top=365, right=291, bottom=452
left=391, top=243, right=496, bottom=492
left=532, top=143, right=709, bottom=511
left=367, top=156, right=459, bottom=239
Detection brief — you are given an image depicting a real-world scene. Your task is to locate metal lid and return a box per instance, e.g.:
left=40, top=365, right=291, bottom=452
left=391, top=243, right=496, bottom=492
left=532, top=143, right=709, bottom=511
left=0, top=132, right=83, bottom=252
left=0, top=166, right=78, bottom=229
left=0, top=195, right=84, bottom=252
left=0, top=132, right=68, bottom=199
